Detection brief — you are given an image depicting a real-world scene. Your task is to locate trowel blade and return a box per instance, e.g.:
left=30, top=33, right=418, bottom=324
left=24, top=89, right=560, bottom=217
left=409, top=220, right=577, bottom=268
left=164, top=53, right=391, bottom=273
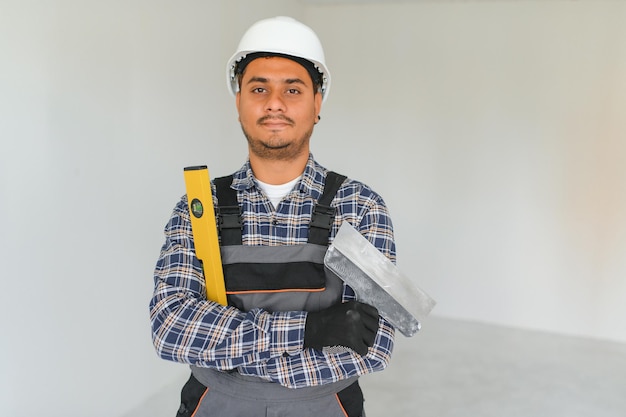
left=324, top=222, right=436, bottom=337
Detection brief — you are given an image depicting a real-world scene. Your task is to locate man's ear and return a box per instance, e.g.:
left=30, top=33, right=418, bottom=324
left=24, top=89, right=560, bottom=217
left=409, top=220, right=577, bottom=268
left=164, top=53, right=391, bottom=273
left=236, top=91, right=241, bottom=113
left=314, top=91, right=322, bottom=120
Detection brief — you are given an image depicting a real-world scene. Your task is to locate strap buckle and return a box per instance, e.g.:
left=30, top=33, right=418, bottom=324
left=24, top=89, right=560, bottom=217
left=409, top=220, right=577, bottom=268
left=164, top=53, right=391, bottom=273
left=310, top=205, right=335, bottom=230
left=219, top=205, right=242, bottom=230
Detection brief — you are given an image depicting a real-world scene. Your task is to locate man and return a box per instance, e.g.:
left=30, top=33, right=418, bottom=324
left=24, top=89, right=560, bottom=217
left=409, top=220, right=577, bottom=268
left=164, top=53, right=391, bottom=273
left=150, top=16, right=396, bottom=417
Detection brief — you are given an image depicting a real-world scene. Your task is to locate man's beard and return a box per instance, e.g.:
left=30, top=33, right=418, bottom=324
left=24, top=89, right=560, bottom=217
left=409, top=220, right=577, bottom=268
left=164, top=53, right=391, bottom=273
left=241, top=117, right=313, bottom=161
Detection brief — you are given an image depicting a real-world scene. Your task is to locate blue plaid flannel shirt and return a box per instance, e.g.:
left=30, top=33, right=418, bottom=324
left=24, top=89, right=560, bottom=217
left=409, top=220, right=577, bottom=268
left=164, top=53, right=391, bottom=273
left=150, top=154, right=396, bottom=389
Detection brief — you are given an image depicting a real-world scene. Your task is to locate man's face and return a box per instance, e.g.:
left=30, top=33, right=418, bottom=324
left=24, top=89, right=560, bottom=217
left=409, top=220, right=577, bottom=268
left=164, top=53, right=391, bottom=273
left=236, top=56, right=322, bottom=162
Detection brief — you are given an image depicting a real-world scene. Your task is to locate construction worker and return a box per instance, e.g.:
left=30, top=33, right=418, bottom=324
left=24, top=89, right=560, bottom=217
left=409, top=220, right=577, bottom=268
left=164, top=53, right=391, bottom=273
left=150, top=16, right=396, bottom=417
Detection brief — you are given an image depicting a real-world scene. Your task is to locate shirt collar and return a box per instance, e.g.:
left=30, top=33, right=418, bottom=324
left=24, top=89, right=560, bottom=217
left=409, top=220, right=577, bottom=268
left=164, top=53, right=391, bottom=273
left=230, top=153, right=327, bottom=200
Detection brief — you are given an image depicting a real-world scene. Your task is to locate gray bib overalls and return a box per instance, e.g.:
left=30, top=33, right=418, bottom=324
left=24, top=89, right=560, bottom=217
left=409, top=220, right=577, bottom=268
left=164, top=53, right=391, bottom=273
left=176, top=172, right=365, bottom=417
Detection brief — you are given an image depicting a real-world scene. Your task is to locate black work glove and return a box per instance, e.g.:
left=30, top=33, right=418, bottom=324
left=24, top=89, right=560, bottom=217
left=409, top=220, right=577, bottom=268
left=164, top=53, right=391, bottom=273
left=304, top=301, right=379, bottom=356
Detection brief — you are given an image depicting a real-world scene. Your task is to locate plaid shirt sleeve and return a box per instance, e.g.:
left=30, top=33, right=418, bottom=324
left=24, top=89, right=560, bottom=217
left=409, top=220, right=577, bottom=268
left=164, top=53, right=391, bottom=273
left=263, top=180, right=397, bottom=388
left=150, top=159, right=397, bottom=388
left=149, top=198, right=308, bottom=370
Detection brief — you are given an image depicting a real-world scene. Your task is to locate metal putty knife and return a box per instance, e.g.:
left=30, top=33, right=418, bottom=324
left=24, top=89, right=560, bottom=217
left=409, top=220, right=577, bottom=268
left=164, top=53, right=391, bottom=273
left=324, top=222, right=436, bottom=337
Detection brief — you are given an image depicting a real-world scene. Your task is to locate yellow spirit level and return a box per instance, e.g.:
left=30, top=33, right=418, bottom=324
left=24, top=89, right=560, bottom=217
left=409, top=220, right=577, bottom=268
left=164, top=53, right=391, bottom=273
left=183, top=166, right=227, bottom=305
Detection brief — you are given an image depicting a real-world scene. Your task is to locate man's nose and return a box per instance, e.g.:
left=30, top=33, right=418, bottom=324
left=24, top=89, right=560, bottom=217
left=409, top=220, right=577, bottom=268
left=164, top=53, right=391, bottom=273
left=265, top=90, right=285, bottom=112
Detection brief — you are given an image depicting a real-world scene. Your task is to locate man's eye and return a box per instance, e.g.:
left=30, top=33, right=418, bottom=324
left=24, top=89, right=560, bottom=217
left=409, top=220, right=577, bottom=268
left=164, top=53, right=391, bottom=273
left=287, top=88, right=300, bottom=95
left=252, top=87, right=266, bottom=93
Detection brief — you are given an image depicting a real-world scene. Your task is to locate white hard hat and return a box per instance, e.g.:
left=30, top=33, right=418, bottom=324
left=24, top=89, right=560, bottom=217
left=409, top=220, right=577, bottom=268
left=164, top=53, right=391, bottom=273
left=226, top=16, right=331, bottom=101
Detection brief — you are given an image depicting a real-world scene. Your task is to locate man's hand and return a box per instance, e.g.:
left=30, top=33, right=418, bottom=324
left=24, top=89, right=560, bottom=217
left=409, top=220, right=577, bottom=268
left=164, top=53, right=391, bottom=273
left=304, top=301, right=379, bottom=356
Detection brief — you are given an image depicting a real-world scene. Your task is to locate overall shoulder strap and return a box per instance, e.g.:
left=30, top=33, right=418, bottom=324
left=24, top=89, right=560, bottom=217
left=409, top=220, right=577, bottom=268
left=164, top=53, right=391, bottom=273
left=308, top=171, right=347, bottom=246
left=214, top=175, right=242, bottom=246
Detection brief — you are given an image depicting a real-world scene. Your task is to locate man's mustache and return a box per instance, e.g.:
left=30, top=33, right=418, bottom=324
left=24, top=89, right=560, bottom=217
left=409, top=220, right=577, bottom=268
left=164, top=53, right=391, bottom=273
left=257, top=115, right=295, bottom=125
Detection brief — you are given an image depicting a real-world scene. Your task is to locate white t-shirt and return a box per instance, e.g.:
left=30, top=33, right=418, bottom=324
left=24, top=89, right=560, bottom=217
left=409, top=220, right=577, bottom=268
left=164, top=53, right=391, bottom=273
left=256, top=176, right=302, bottom=209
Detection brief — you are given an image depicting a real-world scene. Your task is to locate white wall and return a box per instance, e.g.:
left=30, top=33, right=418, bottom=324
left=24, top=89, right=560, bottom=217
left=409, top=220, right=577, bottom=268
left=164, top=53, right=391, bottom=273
left=0, top=1, right=303, bottom=416
left=0, top=1, right=624, bottom=416
left=305, top=0, right=626, bottom=343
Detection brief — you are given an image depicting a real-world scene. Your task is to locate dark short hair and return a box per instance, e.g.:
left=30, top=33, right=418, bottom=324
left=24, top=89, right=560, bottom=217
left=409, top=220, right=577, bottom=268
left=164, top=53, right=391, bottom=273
left=235, top=52, right=324, bottom=91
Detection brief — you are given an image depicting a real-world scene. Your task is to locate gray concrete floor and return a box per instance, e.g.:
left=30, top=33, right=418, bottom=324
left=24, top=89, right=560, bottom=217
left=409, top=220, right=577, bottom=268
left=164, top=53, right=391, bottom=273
left=128, top=317, right=626, bottom=416
left=360, top=317, right=626, bottom=417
